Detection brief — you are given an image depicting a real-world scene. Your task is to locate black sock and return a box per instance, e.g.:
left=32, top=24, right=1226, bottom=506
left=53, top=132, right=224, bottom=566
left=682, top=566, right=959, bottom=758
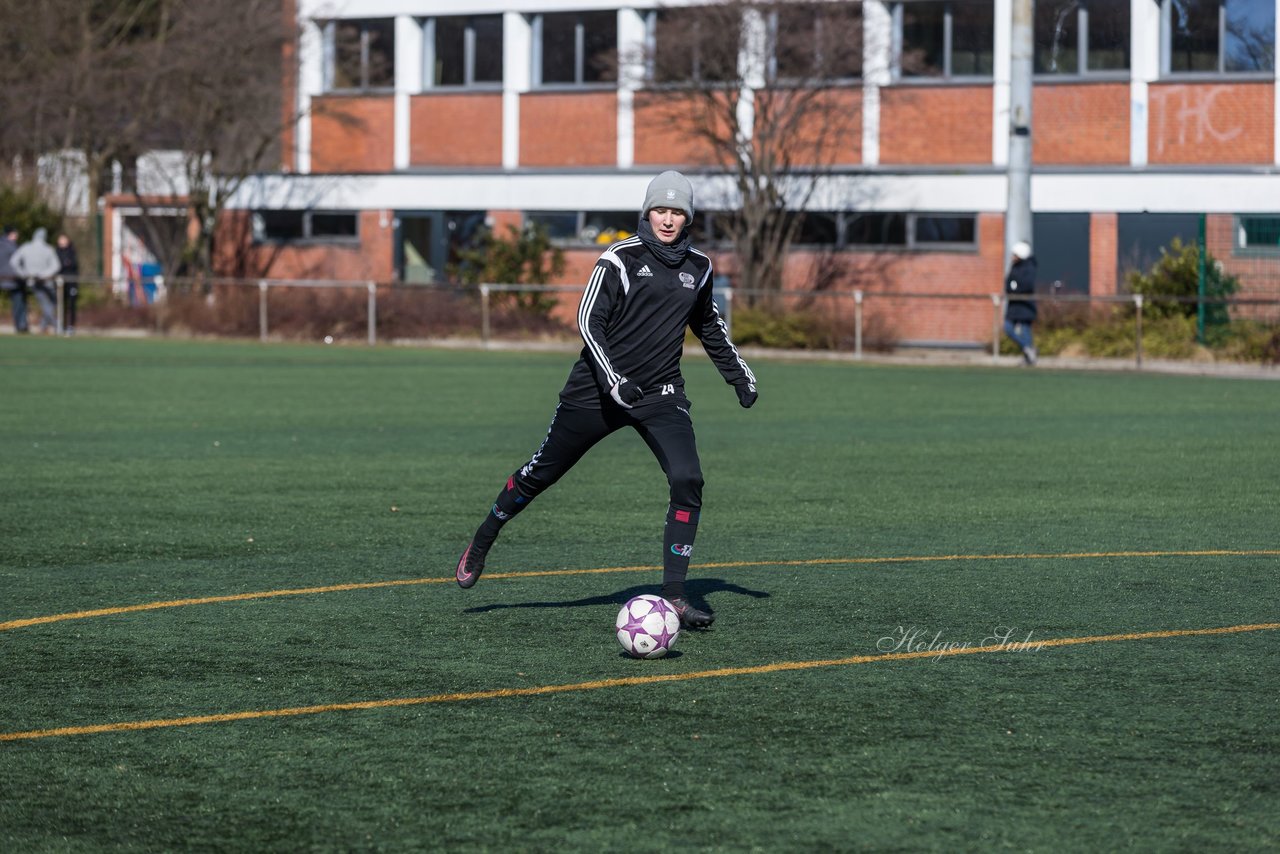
left=473, top=475, right=532, bottom=552
left=660, top=504, right=699, bottom=601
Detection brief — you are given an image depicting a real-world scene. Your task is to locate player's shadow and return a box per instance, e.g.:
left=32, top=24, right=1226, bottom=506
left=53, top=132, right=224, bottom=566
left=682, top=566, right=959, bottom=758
left=462, top=577, right=769, bottom=630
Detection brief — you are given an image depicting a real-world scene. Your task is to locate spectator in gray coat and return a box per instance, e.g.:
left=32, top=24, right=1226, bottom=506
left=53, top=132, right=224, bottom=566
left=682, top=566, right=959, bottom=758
left=12, top=227, right=61, bottom=334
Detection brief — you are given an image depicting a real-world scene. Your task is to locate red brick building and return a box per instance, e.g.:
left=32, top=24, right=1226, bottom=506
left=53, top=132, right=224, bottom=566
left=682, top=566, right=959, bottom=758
left=219, top=0, right=1280, bottom=346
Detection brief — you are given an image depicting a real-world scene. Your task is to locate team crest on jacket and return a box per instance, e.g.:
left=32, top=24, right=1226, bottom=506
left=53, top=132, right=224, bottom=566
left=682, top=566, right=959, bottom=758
left=679, top=272, right=696, bottom=289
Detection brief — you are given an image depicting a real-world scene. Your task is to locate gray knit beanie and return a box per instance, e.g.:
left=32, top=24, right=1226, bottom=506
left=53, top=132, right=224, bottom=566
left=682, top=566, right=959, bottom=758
left=642, top=170, right=694, bottom=220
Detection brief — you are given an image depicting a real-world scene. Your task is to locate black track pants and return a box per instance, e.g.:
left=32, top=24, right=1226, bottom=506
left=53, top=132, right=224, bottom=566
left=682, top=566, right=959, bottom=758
left=515, top=398, right=703, bottom=509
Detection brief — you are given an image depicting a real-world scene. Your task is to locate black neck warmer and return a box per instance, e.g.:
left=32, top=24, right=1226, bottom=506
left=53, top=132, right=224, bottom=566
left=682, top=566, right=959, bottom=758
left=637, top=217, right=691, bottom=267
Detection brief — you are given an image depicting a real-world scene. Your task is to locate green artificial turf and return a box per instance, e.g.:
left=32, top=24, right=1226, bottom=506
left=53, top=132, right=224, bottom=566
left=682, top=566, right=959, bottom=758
left=1, top=336, right=1277, bottom=851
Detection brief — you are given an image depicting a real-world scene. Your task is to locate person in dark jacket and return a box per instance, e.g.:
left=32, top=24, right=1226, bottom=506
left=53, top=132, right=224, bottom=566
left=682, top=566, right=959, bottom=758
left=1004, top=241, right=1038, bottom=365
left=56, top=234, right=80, bottom=334
left=0, top=225, right=26, bottom=333
left=453, top=171, right=758, bottom=630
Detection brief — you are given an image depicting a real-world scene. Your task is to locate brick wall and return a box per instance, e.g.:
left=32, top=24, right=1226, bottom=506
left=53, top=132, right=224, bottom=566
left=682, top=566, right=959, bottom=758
left=1207, top=213, right=1280, bottom=323
left=218, top=210, right=395, bottom=282
left=1147, top=81, right=1274, bottom=164
left=309, top=96, right=395, bottom=174
left=633, top=91, right=732, bottom=167
left=773, top=87, right=862, bottom=167
left=635, top=88, right=861, bottom=168
left=1033, top=83, right=1129, bottom=165
left=520, top=91, right=618, bottom=167
left=879, top=85, right=993, bottom=165
left=410, top=93, right=504, bottom=167
left=538, top=213, right=1008, bottom=346
left=1090, top=213, right=1119, bottom=297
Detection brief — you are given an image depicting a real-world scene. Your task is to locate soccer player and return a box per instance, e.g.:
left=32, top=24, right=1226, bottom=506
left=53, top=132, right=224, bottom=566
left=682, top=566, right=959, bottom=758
left=455, top=171, right=758, bottom=629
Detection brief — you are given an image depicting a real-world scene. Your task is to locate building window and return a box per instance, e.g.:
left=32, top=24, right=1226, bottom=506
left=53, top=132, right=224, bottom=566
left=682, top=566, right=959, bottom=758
left=914, top=215, right=977, bottom=246
left=525, top=211, right=635, bottom=245
left=844, top=212, right=976, bottom=250
left=535, top=11, right=617, bottom=86
left=846, top=212, right=908, bottom=246
left=429, top=15, right=503, bottom=87
left=1035, top=1, right=1131, bottom=74
left=1236, top=215, right=1280, bottom=252
left=328, top=19, right=396, bottom=91
left=1032, top=212, right=1091, bottom=294
left=772, top=3, right=863, bottom=81
left=897, top=1, right=994, bottom=79
left=794, top=212, right=841, bottom=246
left=1116, top=213, right=1202, bottom=280
left=252, top=211, right=360, bottom=244
left=1165, top=0, right=1276, bottom=74
left=649, top=7, right=739, bottom=84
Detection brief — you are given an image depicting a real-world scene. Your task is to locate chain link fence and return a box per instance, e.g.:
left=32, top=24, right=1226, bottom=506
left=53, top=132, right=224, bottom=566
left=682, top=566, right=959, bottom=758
left=6, top=274, right=1279, bottom=368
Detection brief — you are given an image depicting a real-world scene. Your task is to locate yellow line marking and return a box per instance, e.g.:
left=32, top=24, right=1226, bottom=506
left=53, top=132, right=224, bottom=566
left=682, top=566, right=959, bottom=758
left=2, top=549, right=1277, bottom=633
left=3, top=621, right=1276, bottom=743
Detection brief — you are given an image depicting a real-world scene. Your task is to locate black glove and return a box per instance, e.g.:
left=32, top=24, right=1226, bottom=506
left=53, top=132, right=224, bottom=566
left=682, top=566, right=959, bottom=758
left=735, top=382, right=758, bottom=409
left=610, top=378, right=645, bottom=409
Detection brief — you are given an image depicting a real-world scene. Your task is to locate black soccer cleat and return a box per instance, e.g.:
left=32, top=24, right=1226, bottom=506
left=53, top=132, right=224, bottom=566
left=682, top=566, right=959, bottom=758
left=455, top=541, right=487, bottom=589
left=669, top=596, right=715, bottom=629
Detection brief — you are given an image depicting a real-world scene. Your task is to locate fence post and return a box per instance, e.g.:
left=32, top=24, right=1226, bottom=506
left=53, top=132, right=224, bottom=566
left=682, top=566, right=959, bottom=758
left=1134, top=294, right=1144, bottom=369
left=991, top=294, right=1003, bottom=362
left=480, top=284, right=491, bottom=346
left=367, top=281, right=377, bottom=346
left=854, top=290, right=864, bottom=359
left=258, top=280, right=268, bottom=342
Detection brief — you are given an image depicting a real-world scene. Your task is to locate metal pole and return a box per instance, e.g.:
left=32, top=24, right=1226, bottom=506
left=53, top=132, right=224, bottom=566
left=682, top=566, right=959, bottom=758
left=55, top=279, right=64, bottom=336
left=854, top=289, right=864, bottom=359
left=367, top=282, right=377, bottom=346
left=1005, top=0, right=1034, bottom=260
left=992, top=294, right=1004, bottom=362
left=258, top=280, right=268, bottom=342
left=480, top=284, right=491, bottom=346
left=1134, top=294, right=1144, bottom=369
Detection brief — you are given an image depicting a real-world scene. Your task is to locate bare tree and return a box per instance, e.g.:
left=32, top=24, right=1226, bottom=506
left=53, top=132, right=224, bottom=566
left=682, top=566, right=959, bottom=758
left=639, top=1, right=863, bottom=299
left=0, top=0, right=174, bottom=266
left=0, top=0, right=300, bottom=281
left=141, top=0, right=297, bottom=281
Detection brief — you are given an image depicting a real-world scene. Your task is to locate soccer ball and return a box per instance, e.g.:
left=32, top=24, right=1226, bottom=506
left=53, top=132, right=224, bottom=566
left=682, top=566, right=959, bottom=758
left=615, top=595, right=680, bottom=659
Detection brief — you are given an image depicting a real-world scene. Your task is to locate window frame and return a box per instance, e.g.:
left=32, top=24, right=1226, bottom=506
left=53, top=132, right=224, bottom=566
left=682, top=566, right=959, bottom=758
left=251, top=210, right=361, bottom=246
left=708, top=211, right=979, bottom=252
left=1162, top=0, right=1277, bottom=77
left=425, top=14, right=505, bottom=89
left=645, top=8, right=739, bottom=87
left=532, top=11, right=618, bottom=89
left=1233, top=214, right=1280, bottom=255
left=524, top=211, right=637, bottom=246
left=324, top=18, right=397, bottom=93
left=893, top=1, right=995, bottom=82
left=1034, top=0, right=1131, bottom=78
left=769, top=3, right=864, bottom=84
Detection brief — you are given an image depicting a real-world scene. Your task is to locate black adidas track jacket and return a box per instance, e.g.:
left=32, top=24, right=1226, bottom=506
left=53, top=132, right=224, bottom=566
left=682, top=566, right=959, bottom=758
left=558, top=235, right=755, bottom=408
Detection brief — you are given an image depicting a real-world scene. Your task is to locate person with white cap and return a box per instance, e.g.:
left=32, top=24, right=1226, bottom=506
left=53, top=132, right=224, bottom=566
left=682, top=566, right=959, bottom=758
left=1004, top=240, right=1039, bottom=365
left=454, top=170, right=757, bottom=630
